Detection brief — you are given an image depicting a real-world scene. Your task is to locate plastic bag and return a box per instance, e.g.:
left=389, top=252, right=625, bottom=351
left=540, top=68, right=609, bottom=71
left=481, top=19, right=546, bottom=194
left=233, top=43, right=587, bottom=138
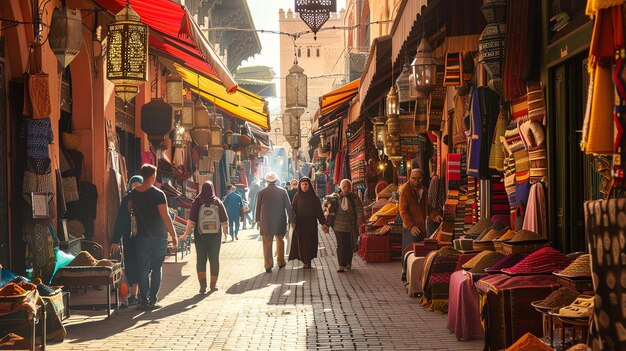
left=52, top=248, right=75, bottom=278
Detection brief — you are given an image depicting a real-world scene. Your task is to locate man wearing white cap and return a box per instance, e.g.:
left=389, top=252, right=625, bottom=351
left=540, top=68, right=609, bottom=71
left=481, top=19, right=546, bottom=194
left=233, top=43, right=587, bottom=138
left=255, top=171, right=295, bottom=272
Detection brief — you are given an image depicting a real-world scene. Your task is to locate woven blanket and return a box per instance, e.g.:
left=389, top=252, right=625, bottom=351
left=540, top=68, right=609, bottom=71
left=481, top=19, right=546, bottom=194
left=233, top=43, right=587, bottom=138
left=428, top=69, right=446, bottom=132
left=527, top=82, right=547, bottom=125
left=427, top=253, right=460, bottom=313
left=489, top=109, right=509, bottom=172
left=444, top=52, right=462, bottom=86
left=447, top=154, right=462, bottom=190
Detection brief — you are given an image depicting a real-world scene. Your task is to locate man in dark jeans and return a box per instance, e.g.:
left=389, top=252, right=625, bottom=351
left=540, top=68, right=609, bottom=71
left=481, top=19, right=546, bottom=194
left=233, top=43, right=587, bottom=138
left=129, top=164, right=178, bottom=309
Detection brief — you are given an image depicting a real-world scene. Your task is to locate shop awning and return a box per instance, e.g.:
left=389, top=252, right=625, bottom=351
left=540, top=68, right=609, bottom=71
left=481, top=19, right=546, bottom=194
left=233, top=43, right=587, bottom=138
left=96, top=0, right=237, bottom=92
left=359, top=35, right=392, bottom=115
left=162, top=59, right=269, bottom=130
left=390, top=0, right=428, bottom=67
left=320, top=79, right=359, bottom=116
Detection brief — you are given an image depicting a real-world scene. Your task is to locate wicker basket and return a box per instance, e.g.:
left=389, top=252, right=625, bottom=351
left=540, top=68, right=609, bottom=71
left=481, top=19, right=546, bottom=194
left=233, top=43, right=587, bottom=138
left=501, top=240, right=550, bottom=256
left=472, top=241, right=495, bottom=251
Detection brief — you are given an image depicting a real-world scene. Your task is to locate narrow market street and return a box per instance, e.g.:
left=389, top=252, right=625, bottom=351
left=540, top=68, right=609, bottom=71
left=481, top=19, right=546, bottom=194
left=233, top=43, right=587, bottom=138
left=50, top=228, right=482, bottom=351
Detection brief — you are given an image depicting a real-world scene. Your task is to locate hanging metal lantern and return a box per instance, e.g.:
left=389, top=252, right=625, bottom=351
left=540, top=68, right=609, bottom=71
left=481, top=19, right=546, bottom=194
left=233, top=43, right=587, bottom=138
left=386, top=86, right=399, bottom=117
left=282, top=109, right=301, bottom=138
left=181, top=99, right=194, bottom=129
left=49, top=6, right=83, bottom=68
left=209, top=119, right=222, bottom=148
left=172, top=121, right=185, bottom=147
left=411, top=38, right=438, bottom=97
left=106, top=1, right=148, bottom=103
left=478, top=23, right=506, bottom=93
left=225, top=129, right=234, bottom=148
left=481, top=0, right=507, bottom=23
left=396, top=64, right=412, bottom=103
left=165, top=75, right=184, bottom=111
left=373, top=116, right=386, bottom=151
left=141, top=98, right=173, bottom=138
left=295, top=0, right=337, bottom=40
left=194, top=100, right=210, bottom=127
left=191, top=128, right=211, bottom=146
left=285, top=64, right=307, bottom=108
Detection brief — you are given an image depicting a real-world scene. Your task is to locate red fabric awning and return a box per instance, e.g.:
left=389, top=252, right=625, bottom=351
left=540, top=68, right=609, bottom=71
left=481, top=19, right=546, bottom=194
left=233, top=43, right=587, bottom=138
left=96, top=0, right=237, bottom=92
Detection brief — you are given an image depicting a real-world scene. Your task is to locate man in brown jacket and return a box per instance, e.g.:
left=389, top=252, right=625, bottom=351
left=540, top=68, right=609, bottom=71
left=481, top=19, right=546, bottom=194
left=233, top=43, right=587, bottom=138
left=399, top=169, right=442, bottom=252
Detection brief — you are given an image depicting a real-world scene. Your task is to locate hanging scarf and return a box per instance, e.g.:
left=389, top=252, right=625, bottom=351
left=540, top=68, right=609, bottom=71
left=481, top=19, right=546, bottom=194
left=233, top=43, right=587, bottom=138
left=586, top=66, right=615, bottom=154
left=589, top=5, right=625, bottom=70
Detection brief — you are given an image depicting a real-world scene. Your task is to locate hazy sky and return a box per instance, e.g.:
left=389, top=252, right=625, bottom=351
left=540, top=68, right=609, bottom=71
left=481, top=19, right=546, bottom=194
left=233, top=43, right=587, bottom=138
left=242, top=0, right=347, bottom=118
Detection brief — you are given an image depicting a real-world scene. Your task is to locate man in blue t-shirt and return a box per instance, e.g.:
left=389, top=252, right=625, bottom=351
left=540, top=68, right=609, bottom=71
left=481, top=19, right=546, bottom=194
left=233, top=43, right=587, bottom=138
left=222, top=184, right=243, bottom=241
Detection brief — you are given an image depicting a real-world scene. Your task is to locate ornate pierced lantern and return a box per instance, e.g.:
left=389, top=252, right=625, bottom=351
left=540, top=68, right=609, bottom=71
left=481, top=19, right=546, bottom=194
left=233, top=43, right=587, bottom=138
left=172, top=121, right=185, bottom=147
left=373, top=116, right=387, bottom=151
left=479, top=0, right=507, bottom=95
left=286, top=63, right=308, bottom=108
left=395, top=64, right=412, bottom=103
left=225, top=129, right=234, bottom=148
left=410, top=38, right=438, bottom=97
left=180, top=98, right=194, bottom=129
left=49, top=6, right=83, bottom=68
left=106, top=1, right=148, bottom=104
left=165, top=75, right=183, bottom=111
left=207, top=117, right=224, bottom=161
left=141, top=98, right=173, bottom=141
left=295, top=0, right=337, bottom=40
left=191, top=128, right=211, bottom=147
left=283, top=108, right=302, bottom=149
left=386, top=86, right=399, bottom=117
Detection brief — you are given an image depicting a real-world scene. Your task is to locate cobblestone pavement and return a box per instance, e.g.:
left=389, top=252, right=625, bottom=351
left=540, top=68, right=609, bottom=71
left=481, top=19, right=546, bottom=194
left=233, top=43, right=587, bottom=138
left=50, top=228, right=482, bottom=350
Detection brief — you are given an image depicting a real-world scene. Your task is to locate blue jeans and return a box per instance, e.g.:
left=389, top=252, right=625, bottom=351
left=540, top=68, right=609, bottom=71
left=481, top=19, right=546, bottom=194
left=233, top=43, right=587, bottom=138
left=228, top=218, right=240, bottom=238
left=402, top=228, right=425, bottom=253
left=136, top=236, right=168, bottom=304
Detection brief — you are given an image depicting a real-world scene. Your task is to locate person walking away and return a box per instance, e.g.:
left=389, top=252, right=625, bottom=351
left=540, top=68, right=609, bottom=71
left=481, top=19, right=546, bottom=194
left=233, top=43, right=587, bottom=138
left=256, top=172, right=295, bottom=273
left=327, top=179, right=364, bottom=272
left=128, top=164, right=178, bottom=309
left=180, top=181, right=228, bottom=293
left=111, top=175, right=143, bottom=307
left=223, top=184, right=243, bottom=241
left=248, top=183, right=260, bottom=228
left=399, top=169, right=442, bottom=253
left=289, top=177, right=328, bottom=269
left=287, top=179, right=298, bottom=203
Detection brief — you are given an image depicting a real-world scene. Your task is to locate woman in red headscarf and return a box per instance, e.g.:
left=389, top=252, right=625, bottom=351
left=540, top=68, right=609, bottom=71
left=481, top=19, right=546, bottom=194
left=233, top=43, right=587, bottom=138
left=180, top=181, right=228, bottom=293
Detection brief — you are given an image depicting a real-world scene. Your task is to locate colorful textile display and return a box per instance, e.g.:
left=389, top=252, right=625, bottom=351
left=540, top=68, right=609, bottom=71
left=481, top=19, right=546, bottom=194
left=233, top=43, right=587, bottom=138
left=427, top=69, right=446, bottom=132
left=447, top=270, right=485, bottom=341
left=453, top=94, right=469, bottom=145
left=584, top=198, right=626, bottom=350
left=522, top=182, right=547, bottom=239
left=526, top=82, right=547, bottom=125
left=586, top=67, right=615, bottom=154
left=489, top=109, right=508, bottom=171
left=427, top=175, right=446, bottom=212
left=420, top=247, right=459, bottom=313
left=447, top=154, right=462, bottom=190
left=467, top=88, right=482, bottom=178
left=501, top=247, right=572, bottom=275
left=444, top=52, right=463, bottom=86
left=491, top=181, right=511, bottom=216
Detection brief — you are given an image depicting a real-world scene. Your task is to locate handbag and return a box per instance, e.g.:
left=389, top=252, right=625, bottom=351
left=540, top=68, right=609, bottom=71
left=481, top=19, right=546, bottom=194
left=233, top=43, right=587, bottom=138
left=23, top=46, right=51, bottom=118
left=61, top=176, right=80, bottom=203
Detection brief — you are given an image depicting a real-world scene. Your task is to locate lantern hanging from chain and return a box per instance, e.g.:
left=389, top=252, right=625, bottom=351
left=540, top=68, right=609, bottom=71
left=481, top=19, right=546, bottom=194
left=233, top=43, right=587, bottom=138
left=180, top=98, right=194, bottom=130
left=295, top=0, right=337, bottom=40
left=386, top=86, right=399, bottom=117
left=49, top=6, right=83, bottom=68
left=411, top=38, right=438, bottom=97
left=106, top=1, right=148, bottom=103
left=165, top=75, right=184, bottom=111
left=286, top=64, right=308, bottom=108
left=479, top=0, right=507, bottom=95
left=395, top=64, right=412, bottom=103
left=373, top=116, right=387, bottom=151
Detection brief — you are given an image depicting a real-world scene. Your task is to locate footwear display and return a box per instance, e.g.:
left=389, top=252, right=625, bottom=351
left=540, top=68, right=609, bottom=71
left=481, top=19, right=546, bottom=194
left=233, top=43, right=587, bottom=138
left=559, top=296, right=594, bottom=318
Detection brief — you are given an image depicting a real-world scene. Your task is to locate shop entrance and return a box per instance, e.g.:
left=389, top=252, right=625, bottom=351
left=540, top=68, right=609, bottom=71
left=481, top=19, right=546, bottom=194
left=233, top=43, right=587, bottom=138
left=550, top=53, right=599, bottom=253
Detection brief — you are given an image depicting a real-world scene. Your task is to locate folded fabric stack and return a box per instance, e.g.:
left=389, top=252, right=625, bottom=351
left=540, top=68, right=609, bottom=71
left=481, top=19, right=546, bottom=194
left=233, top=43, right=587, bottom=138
left=158, top=158, right=183, bottom=178
left=485, top=253, right=524, bottom=274
left=501, top=247, right=572, bottom=275
left=177, top=197, right=193, bottom=209
left=161, top=183, right=182, bottom=198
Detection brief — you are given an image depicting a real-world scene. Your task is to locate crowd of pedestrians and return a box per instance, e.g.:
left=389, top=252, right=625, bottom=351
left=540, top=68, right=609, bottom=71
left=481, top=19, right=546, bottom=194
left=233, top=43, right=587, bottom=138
left=112, top=165, right=364, bottom=308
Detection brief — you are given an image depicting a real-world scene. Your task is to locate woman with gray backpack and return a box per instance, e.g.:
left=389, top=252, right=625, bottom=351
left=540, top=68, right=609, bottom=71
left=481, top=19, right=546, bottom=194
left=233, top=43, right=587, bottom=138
left=180, top=181, right=228, bottom=293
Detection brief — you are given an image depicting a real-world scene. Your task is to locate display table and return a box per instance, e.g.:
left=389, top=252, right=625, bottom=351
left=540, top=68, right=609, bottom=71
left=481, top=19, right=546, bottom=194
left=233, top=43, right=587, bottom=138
left=51, top=263, right=122, bottom=318
left=406, top=254, right=425, bottom=296
left=447, top=270, right=485, bottom=341
left=358, top=234, right=390, bottom=263
left=0, top=295, right=46, bottom=351
left=476, top=274, right=560, bottom=350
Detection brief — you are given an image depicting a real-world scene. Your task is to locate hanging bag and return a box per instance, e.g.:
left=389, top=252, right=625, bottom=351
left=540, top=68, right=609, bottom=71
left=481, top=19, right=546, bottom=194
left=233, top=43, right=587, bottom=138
left=23, top=45, right=51, bottom=118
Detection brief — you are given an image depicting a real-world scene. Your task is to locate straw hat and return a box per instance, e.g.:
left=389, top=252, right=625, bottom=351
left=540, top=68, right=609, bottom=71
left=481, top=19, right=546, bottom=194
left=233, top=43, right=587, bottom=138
left=555, top=254, right=591, bottom=278
left=502, top=247, right=572, bottom=275
left=508, top=229, right=541, bottom=243
left=470, top=252, right=505, bottom=273
left=465, top=218, right=493, bottom=235
left=485, top=253, right=525, bottom=273
left=462, top=250, right=494, bottom=270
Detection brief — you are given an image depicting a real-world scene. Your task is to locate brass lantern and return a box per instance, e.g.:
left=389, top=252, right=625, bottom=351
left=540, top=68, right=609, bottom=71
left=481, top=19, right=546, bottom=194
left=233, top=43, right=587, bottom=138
left=410, top=38, right=438, bottom=96
left=194, top=100, right=210, bottom=127
left=225, top=129, right=234, bottom=148
left=373, top=116, right=386, bottom=151
left=191, top=127, right=211, bottom=146
left=165, top=75, right=184, bottom=111
left=141, top=98, right=173, bottom=140
left=106, top=1, right=148, bottom=104
left=180, top=99, right=194, bottom=129
left=386, top=86, right=399, bottom=117
left=209, top=118, right=222, bottom=148
left=49, top=6, right=83, bottom=68
left=285, top=63, right=307, bottom=108
left=295, top=0, right=337, bottom=40
left=395, top=64, right=412, bottom=103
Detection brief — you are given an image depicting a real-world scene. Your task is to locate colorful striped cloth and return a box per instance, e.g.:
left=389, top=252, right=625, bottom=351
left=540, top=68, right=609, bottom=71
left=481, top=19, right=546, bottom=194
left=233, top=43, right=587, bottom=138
left=527, top=82, right=547, bottom=125
left=447, top=154, right=462, bottom=190
left=444, top=52, right=462, bottom=86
